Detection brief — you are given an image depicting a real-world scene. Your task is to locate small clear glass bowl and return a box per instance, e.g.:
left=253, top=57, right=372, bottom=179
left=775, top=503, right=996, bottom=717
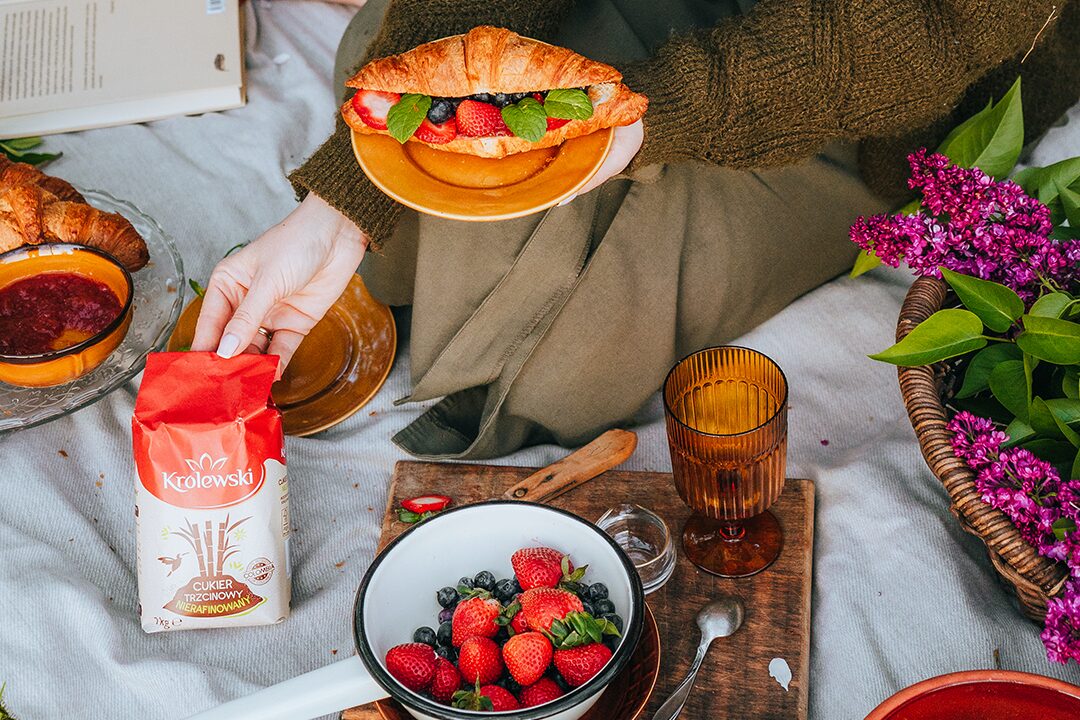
left=596, top=503, right=676, bottom=594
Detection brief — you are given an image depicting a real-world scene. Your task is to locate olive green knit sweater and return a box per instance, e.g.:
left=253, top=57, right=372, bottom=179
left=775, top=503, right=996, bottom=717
left=290, top=0, right=1080, bottom=249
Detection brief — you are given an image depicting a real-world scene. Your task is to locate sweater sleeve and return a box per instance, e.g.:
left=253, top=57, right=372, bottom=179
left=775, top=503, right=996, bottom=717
left=622, top=0, right=1059, bottom=170
left=289, top=0, right=575, bottom=250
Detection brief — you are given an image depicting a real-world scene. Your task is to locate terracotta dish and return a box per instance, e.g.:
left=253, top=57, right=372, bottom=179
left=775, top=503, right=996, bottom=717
left=0, top=243, right=133, bottom=387
left=864, top=670, right=1080, bottom=720
left=168, top=274, right=395, bottom=436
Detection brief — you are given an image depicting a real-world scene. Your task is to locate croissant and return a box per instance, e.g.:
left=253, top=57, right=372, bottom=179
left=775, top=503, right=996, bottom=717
left=0, top=182, right=149, bottom=271
left=343, top=26, right=647, bottom=158
left=0, top=156, right=84, bottom=203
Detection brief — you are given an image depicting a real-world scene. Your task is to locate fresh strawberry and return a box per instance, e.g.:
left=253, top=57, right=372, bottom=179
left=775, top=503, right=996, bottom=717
left=413, top=118, right=458, bottom=144
left=512, top=547, right=579, bottom=590
left=457, top=636, right=504, bottom=685
left=531, top=94, right=570, bottom=131
left=553, top=642, right=613, bottom=687
left=517, top=677, right=565, bottom=708
left=452, top=595, right=503, bottom=646
left=510, top=608, right=529, bottom=635
left=479, top=685, right=520, bottom=711
left=384, top=643, right=436, bottom=691
left=502, top=631, right=553, bottom=686
left=430, top=657, right=461, bottom=704
left=455, top=99, right=511, bottom=137
left=518, top=587, right=583, bottom=632
left=351, top=89, right=400, bottom=131
left=400, top=494, right=452, bottom=514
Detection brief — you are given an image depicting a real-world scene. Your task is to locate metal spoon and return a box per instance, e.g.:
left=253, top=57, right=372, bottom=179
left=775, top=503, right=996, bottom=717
left=651, top=596, right=746, bottom=720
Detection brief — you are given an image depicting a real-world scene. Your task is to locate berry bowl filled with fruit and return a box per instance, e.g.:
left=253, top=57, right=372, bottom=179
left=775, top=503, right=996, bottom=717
left=183, top=501, right=645, bottom=720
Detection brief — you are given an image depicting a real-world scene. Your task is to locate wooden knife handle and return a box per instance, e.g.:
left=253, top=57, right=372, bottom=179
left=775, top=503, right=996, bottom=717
left=502, top=429, right=638, bottom=504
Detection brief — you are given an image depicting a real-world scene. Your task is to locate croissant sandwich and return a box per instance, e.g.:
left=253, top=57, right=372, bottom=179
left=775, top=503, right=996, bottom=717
left=342, top=26, right=648, bottom=158
left=0, top=157, right=149, bottom=271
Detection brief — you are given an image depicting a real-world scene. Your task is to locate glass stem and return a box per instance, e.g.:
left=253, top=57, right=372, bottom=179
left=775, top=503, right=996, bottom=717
left=719, top=521, right=745, bottom=541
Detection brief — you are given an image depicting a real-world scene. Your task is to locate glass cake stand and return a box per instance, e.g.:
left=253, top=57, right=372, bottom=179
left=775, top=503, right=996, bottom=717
left=0, top=188, right=184, bottom=434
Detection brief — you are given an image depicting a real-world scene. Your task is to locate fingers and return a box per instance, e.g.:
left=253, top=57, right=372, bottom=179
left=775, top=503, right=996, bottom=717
left=215, top=281, right=279, bottom=359
left=265, top=328, right=306, bottom=379
left=190, top=277, right=238, bottom=352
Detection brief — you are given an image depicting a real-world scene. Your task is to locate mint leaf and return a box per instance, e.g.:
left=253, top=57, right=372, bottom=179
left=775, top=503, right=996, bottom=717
left=501, top=97, right=547, bottom=142
left=386, top=94, right=431, bottom=144
left=544, top=89, right=593, bottom=120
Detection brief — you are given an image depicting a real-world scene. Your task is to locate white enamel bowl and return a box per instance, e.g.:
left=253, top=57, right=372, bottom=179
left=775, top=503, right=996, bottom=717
left=184, top=501, right=645, bottom=720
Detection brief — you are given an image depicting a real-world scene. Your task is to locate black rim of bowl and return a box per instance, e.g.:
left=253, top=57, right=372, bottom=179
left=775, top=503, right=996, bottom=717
left=0, top=244, right=134, bottom=364
left=353, top=500, right=646, bottom=719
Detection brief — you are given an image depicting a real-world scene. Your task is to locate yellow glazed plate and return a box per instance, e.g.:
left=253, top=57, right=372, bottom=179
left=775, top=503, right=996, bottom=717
left=168, top=275, right=396, bottom=437
left=351, top=128, right=614, bottom=221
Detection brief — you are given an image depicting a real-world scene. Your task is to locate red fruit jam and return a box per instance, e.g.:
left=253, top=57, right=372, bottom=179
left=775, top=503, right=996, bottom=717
left=0, top=272, right=123, bottom=355
left=880, top=681, right=1080, bottom=720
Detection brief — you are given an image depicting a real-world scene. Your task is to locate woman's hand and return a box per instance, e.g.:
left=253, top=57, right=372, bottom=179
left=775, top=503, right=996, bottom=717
left=191, top=194, right=367, bottom=373
left=562, top=119, right=644, bottom=203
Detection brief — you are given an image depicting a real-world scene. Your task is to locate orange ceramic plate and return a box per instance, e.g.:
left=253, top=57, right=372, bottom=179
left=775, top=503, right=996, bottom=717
left=351, top=128, right=614, bottom=221
left=168, top=275, right=396, bottom=437
left=374, top=603, right=661, bottom=720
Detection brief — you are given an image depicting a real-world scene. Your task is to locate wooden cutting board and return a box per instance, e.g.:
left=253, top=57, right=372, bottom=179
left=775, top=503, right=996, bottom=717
left=343, top=461, right=813, bottom=720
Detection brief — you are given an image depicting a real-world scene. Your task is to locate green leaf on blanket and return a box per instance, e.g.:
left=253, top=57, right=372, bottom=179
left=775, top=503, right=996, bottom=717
left=0, top=136, right=60, bottom=166
left=387, top=93, right=432, bottom=144
left=937, top=76, right=1023, bottom=178
left=941, top=267, right=1023, bottom=333
left=869, top=309, right=986, bottom=366
left=543, top=89, right=594, bottom=121
left=502, top=97, right=548, bottom=142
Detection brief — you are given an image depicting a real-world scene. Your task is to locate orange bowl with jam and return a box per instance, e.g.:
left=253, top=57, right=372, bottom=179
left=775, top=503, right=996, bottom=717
left=0, top=244, right=133, bottom=387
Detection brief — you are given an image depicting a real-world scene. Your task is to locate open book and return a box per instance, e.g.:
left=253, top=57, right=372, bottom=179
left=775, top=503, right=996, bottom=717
left=0, top=0, right=245, bottom=137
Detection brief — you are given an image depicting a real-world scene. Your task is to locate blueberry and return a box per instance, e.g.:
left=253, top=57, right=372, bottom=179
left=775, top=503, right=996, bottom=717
left=551, top=672, right=570, bottom=691
left=437, top=586, right=459, bottom=608
left=501, top=677, right=522, bottom=694
left=492, top=93, right=514, bottom=108
left=427, top=97, right=457, bottom=124
left=458, top=576, right=475, bottom=590
left=587, top=583, right=609, bottom=602
left=510, top=92, right=529, bottom=102
left=471, top=93, right=493, bottom=103
left=473, top=570, right=496, bottom=592
left=494, top=579, right=517, bottom=602
left=594, top=599, right=615, bottom=615
left=603, top=635, right=620, bottom=652
left=494, top=627, right=510, bottom=644
left=437, top=621, right=453, bottom=646
left=435, top=645, right=457, bottom=662
left=581, top=601, right=595, bottom=617
left=413, top=626, right=437, bottom=646
left=603, top=613, right=624, bottom=634
left=438, top=607, right=454, bottom=624
left=562, top=581, right=587, bottom=597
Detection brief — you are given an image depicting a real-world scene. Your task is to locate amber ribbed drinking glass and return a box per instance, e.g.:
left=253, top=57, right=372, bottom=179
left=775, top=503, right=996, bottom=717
left=663, top=346, right=788, bottom=577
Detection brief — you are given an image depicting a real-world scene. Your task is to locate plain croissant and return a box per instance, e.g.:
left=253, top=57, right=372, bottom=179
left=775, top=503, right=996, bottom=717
left=0, top=157, right=149, bottom=271
left=343, top=26, right=648, bottom=157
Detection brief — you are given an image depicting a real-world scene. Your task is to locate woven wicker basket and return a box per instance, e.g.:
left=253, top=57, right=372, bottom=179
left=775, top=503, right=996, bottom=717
left=897, top=276, right=1070, bottom=621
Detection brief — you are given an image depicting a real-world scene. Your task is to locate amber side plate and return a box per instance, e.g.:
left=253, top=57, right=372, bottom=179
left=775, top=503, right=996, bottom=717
left=0, top=244, right=133, bottom=388
left=168, top=274, right=396, bottom=437
left=351, top=128, right=614, bottom=222
left=374, top=604, right=660, bottom=720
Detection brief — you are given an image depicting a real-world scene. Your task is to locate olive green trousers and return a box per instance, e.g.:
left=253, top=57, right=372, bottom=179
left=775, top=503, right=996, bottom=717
left=334, top=0, right=888, bottom=459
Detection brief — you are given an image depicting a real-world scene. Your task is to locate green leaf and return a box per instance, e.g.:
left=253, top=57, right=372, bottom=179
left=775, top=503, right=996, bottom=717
left=1064, top=368, right=1080, bottom=399
left=1014, top=157, right=1080, bottom=204
left=1017, top=315, right=1080, bottom=364
left=1053, top=517, right=1076, bottom=541
left=850, top=249, right=883, bottom=278
left=940, top=267, right=1023, bottom=333
left=386, top=93, right=432, bottom=143
left=936, top=76, right=1023, bottom=178
left=956, top=343, right=1022, bottom=398
left=0, top=148, right=59, bottom=165
left=1030, top=293, right=1074, bottom=319
left=501, top=97, right=547, bottom=142
left=1003, top=416, right=1036, bottom=446
left=188, top=279, right=206, bottom=298
left=1021, top=439, right=1076, bottom=466
left=1029, top=397, right=1068, bottom=442
left=543, top=89, right=594, bottom=120
left=0, top=136, right=42, bottom=151
left=1057, top=181, right=1080, bottom=229
left=989, top=360, right=1028, bottom=420
left=869, top=309, right=986, bottom=366
left=396, top=508, right=422, bottom=523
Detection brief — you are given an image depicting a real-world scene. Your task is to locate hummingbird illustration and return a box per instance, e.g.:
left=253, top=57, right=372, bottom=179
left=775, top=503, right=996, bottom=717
left=157, top=553, right=186, bottom=577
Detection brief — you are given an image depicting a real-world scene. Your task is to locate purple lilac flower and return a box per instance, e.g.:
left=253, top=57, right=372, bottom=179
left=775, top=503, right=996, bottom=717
left=850, top=149, right=1080, bottom=301
left=948, top=412, right=1080, bottom=664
